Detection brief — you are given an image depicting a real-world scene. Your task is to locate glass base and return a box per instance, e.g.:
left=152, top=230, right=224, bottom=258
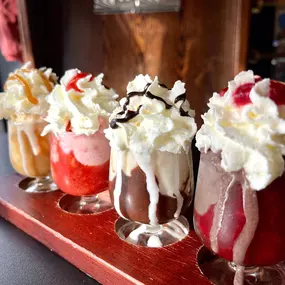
left=197, top=246, right=285, bottom=285
left=19, top=176, right=58, bottom=193
left=115, top=215, right=189, bottom=247
left=59, top=190, right=113, bottom=214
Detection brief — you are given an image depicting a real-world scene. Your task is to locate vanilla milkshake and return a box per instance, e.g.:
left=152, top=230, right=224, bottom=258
left=0, top=62, right=57, bottom=192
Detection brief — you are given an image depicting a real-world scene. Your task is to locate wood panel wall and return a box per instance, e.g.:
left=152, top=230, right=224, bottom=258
left=25, top=0, right=250, bottom=126
left=103, top=0, right=250, bottom=126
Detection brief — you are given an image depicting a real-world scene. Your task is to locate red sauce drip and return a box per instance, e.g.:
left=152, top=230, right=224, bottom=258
left=232, top=82, right=254, bottom=107
left=254, top=75, right=262, bottom=83
left=194, top=205, right=215, bottom=249
left=219, top=75, right=262, bottom=100
left=269, top=80, right=285, bottom=106
left=217, top=183, right=246, bottom=261
left=65, top=72, right=94, bottom=92
left=219, top=87, right=228, bottom=97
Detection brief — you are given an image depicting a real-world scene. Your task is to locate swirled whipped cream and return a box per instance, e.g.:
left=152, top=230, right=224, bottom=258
left=0, top=62, right=57, bottom=120
left=42, top=69, right=119, bottom=136
left=105, top=75, right=197, bottom=154
left=196, top=70, right=285, bottom=190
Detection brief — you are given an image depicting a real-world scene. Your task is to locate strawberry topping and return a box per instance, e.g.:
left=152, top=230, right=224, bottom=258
left=66, top=72, right=94, bottom=92
left=269, top=81, right=285, bottom=106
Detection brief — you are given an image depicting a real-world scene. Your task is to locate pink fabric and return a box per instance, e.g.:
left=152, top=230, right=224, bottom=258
left=0, top=0, right=23, bottom=62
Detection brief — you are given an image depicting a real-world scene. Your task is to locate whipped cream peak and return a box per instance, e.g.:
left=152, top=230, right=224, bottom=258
left=105, top=74, right=197, bottom=154
left=228, top=70, right=254, bottom=92
left=42, top=69, right=119, bottom=136
left=0, top=62, right=57, bottom=120
left=196, top=70, right=285, bottom=191
left=60, top=68, right=81, bottom=85
left=60, top=68, right=95, bottom=92
left=126, top=74, right=153, bottom=93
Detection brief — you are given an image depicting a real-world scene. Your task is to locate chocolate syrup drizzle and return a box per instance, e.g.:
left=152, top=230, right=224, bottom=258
left=146, top=91, right=172, bottom=109
left=110, top=82, right=189, bottom=129
left=174, top=93, right=189, bottom=117
left=158, top=83, right=170, bottom=90
left=110, top=105, right=142, bottom=129
left=102, top=83, right=110, bottom=90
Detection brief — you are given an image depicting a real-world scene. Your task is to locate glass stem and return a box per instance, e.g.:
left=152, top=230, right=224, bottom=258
left=79, top=195, right=99, bottom=206
left=229, top=262, right=265, bottom=283
left=145, top=224, right=162, bottom=234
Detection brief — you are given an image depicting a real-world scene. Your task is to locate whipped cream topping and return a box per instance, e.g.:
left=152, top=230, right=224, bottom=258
left=0, top=62, right=57, bottom=119
left=42, top=69, right=119, bottom=136
left=196, top=70, right=285, bottom=190
left=105, top=75, right=197, bottom=154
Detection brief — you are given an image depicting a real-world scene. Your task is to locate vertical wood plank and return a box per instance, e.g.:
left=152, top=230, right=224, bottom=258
left=235, top=0, right=251, bottom=74
left=103, top=13, right=181, bottom=96
left=103, top=0, right=250, bottom=126
left=17, top=0, right=34, bottom=65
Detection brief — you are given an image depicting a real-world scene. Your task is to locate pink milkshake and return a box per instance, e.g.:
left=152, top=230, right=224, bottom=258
left=195, top=71, right=285, bottom=284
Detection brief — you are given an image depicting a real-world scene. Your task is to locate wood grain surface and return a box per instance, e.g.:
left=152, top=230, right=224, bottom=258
left=102, top=0, right=250, bottom=126
left=25, top=0, right=249, bottom=127
left=0, top=174, right=210, bottom=285
left=17, top=0, right=34, bottom=65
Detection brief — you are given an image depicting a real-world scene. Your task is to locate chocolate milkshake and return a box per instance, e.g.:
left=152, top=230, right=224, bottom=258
left=194, top=71, right=285, bottom=285
left=105, top=75, right=197, bottom=247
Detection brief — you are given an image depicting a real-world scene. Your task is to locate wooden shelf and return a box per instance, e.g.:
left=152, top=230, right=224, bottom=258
left=0, top=173, right=210, bottom=285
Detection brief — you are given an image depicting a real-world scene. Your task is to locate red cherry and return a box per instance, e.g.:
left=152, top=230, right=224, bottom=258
left=66, top=72, right=94, bottom=92
left=269, top=81, right=285, bottom=106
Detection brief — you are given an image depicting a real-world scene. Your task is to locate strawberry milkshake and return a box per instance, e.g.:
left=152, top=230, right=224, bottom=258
left=195, top=71, right=285, bottom=284
left=43, top=69, right=119, bottom=213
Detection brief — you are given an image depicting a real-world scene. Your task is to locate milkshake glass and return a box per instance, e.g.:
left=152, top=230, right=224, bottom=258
left=1, top=63, right=58, bottom=192
left=105, top=75, right=197, bottom=247
left=194, top=71, right=285, bottom=284
left=43, top=69, right=119, bottom=214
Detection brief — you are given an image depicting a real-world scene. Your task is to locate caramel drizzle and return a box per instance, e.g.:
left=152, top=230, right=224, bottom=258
left=110, top=82, right=189, bottom=129
left=21, top=68, right=53, bottom=92
left=5, top=74, right=38, bottom=105
left=4, top=69, right=53, bottom=105
left=38, top=71, right=53, bottom=92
